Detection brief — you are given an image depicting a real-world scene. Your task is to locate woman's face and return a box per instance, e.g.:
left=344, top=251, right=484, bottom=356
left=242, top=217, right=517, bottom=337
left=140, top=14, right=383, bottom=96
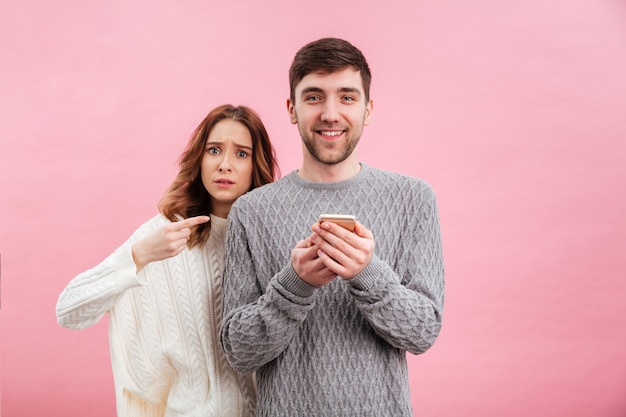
left=201, top=119, right=254, bottom=218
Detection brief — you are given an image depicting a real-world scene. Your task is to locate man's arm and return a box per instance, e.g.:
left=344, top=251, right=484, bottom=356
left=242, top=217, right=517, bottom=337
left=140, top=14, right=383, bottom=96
left=348, top=186, right=445, bottom=354
left=220, top=206, right=318, bottom=374
left=307, top=183, right=445, bottom=354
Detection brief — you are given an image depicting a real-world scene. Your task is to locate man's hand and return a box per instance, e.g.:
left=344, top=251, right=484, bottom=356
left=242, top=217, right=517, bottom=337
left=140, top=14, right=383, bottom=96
left=309, top=220, right=375, bottom=280
left=132, top=215, right=210, bottom=272
left=291, top=237, right=338, bottom=288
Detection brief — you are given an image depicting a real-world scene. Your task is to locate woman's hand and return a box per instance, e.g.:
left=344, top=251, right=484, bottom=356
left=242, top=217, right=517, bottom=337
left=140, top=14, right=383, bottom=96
left=131, top=215, right=210, bottom=272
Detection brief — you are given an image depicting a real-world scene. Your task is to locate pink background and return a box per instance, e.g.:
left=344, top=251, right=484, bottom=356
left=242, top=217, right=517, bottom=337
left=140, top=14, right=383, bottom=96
left=2, top=0, right=625, bottom=415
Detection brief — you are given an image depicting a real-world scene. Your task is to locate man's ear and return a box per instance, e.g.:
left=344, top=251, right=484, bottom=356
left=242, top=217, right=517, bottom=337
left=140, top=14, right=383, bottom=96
left=364, top=99, right=373, bottom=126
left=287, top=99, right=297, bottom=124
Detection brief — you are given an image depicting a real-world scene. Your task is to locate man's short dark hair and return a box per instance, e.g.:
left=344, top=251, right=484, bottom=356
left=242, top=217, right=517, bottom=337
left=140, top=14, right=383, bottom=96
left=289, top=37, right=372, bottom=103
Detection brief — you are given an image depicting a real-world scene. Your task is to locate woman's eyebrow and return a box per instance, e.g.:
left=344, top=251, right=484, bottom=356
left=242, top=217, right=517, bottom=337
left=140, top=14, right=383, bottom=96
left=206, top=141, right=253, bottom=151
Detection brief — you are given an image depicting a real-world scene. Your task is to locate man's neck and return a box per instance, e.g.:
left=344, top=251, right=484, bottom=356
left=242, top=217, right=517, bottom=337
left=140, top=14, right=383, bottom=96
left=297, top=157, right=362, bottom=183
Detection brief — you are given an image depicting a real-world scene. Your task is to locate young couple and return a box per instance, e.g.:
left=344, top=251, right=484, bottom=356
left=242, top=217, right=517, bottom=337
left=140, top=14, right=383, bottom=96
left=57, top=37, right=445, bottom=417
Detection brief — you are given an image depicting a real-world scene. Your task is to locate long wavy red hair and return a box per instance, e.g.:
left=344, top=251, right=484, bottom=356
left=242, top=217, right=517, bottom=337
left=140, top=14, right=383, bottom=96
left=159, top=104, right=278, bottom=247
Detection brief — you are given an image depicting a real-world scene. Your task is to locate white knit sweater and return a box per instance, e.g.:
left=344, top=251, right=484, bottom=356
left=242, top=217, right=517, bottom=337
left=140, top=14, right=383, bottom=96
left=56, top=214, right=256, bottom=417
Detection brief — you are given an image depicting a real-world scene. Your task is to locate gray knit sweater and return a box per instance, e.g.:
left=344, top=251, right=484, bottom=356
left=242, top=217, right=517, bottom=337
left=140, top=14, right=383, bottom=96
left=221, top=164, right=445, bottom=417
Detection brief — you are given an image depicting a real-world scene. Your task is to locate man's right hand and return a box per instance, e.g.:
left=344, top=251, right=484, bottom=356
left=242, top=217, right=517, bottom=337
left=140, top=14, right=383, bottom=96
left=291, top=236, right=337, bottom=288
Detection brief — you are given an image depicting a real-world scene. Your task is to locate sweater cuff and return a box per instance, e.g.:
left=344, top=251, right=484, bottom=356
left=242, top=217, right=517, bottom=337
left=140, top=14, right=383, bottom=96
left=112, top=244, right=146, bottom=291
left=347, top=255, right=388, bottom=290
left=277, top=265, right=317, bottom=298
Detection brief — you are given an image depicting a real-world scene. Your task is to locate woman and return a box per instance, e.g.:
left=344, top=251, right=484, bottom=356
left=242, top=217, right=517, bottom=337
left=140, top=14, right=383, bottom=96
left=56, top=104, right=279, bottom=417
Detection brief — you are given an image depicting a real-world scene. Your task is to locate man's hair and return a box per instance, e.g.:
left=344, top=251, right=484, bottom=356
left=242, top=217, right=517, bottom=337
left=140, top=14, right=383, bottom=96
left=159, top=104, right=279, bottom=247
left=289, top=37, right=372, bottom=103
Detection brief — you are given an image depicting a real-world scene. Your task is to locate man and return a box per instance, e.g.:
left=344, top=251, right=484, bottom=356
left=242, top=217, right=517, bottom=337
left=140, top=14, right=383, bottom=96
left=220, top=37, right=445, bottom=416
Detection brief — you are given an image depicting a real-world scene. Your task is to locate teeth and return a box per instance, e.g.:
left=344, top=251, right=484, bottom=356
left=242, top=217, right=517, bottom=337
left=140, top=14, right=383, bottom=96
left=320, top=131, right=342, bottom=136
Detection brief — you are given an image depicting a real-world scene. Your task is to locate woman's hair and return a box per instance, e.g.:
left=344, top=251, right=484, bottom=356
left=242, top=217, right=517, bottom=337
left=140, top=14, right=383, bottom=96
left=159, top=104, right=278, bottom=247
left=289, top=37, right=372, bottom=103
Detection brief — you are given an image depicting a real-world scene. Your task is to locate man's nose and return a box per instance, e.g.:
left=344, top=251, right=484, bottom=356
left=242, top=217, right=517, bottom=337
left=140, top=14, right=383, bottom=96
left=321, top=100, right=340, bottom=122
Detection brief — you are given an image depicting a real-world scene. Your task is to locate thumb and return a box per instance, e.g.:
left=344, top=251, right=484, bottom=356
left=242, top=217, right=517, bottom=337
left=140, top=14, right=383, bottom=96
left=354, top=222, right=373, bottom=239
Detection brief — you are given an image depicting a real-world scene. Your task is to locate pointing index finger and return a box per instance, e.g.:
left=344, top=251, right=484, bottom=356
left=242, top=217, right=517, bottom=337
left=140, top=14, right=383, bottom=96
left=175, top=215, right=211, bottom=230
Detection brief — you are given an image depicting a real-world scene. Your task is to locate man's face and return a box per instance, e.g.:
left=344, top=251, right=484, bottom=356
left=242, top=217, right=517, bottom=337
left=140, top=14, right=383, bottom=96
left=287, top=68, right=372, bottom=166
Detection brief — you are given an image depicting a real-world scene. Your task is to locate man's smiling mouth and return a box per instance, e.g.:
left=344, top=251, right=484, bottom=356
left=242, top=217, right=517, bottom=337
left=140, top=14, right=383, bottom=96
left=318, top=130, right=344, bottom=136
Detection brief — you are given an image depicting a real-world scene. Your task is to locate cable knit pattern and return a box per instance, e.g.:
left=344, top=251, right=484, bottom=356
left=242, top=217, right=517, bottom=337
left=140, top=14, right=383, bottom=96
left=221, top=164, right=445, bottom=417
left=57, top=214, right=256, bottom=417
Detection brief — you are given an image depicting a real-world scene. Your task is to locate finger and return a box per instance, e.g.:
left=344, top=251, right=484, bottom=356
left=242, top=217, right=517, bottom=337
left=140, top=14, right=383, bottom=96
left=316, top=264, right=338, bottom=279
left=312, top=228, right=354, bottom=257
left=302, top=243, right=323, bottom=261
left=317, top=242, right=350, bottom=265
left=316, top=249, right=346, bottom=276
left=313, top=221, right=354, bottom=244
left=179, top=228, right=192, bottom=241
left=353, top=221, right=374, bottom=239
left=294, top=238, right=311, bottom=249
left=174, top=215, right=211, bottom=230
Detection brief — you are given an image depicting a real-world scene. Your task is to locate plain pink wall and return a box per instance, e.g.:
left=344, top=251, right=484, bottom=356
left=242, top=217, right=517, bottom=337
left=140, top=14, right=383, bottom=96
left=2, top=0, right=625, bottom=416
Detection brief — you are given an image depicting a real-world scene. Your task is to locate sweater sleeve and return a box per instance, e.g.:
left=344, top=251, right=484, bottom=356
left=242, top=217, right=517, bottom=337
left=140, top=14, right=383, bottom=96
left=346, top=183, right=445, bottom=355
left=220, top=205, right=317, bottom=374
left=56, top=236, right=146, bottom=330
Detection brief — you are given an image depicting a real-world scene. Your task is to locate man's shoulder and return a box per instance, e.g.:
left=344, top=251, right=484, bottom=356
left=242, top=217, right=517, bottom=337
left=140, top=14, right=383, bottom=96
left=235, top=174, right=295, bottom=206
left=366, top=165, right=435, bottom=194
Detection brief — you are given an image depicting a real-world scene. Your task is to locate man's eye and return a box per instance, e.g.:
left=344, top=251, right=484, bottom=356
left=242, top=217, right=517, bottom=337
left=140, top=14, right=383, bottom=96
left=343, top=96, right=355, bottom=101
left=306, top=96, right=321, bottom=102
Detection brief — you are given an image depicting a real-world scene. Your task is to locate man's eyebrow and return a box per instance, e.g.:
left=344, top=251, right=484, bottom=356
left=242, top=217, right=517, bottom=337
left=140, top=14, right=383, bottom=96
left=338, top=87, right=362, bottom=95
left=300, top=87, right=324, bottom=95
left=300, top=86, right=362, bottom=95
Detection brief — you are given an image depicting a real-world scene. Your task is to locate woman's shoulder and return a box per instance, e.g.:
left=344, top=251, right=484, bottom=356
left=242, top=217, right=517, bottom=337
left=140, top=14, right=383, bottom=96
left=125, top=213, right=171, bottom=241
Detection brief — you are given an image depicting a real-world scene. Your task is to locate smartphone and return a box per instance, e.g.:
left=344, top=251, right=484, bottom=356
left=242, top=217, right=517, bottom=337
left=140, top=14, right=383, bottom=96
left=318, top=214, right=356, bottom=232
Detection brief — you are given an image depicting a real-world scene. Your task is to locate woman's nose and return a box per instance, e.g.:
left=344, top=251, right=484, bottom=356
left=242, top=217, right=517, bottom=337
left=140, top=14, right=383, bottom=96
left=218, top=155, right=232, bottom=172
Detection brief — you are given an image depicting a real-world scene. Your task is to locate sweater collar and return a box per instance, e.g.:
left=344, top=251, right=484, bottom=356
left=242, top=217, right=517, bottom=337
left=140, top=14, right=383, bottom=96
left=289, top=163, right=370, bottom=189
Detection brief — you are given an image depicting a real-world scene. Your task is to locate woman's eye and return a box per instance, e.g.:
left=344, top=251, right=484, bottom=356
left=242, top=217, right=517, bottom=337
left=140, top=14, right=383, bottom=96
left=237, top=150, right=249, bottom=158
left=207, top=147, right=220, bottom=154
